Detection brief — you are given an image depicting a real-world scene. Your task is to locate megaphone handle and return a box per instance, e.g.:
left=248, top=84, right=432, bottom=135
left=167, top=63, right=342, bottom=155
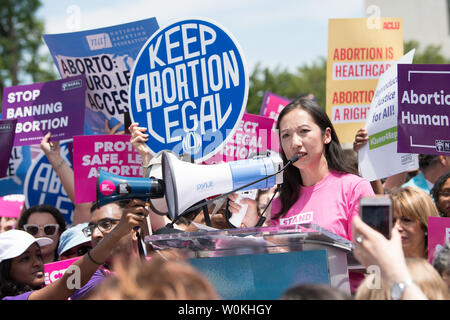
left=202, top=203, right=212, bottom=227
left=135, top=227, right=146, bottom=259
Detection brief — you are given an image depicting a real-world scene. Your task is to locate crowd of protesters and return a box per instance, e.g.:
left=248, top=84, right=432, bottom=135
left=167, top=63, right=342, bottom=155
left=0, top=96, right=449, bottom=301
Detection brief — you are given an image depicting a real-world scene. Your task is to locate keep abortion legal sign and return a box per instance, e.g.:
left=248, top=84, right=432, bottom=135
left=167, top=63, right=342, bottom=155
left=129, top=18, right=248, bottom=162
left=24, top=140, right=74, bottom=225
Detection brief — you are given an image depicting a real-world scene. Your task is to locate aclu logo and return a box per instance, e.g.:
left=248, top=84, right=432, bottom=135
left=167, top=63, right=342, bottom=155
left=86, top=33, right=113, bottom=50
left=435, top=140, right=450, bottom=152
left=61, top=79, right=82, bottom=91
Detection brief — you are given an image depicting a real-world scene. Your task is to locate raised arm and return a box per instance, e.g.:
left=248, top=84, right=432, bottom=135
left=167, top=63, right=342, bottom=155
left=29, top=200, right=148, bottom=300
left=353, top=128, right=384, bottom=195
left=40, top=133, right=91, bottom=224
left=128, top=123, right=167, bottom=232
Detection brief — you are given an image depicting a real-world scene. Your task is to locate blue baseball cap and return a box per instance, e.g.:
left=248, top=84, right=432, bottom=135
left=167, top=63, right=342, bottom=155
left=57, top=223, right=91, bottom=257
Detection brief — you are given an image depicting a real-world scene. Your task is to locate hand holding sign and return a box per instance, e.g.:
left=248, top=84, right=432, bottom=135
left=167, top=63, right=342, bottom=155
left=40, top=132, right=61, bottom=161
left=353, top=128, right=369, bottom=152
left=129, top=122, right=152, bottom=166
left=129, top=18, right=248, bottom=162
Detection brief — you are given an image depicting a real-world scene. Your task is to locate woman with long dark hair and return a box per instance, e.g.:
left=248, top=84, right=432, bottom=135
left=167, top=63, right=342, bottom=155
left=17, top=204, right=67, bottom=264
left=228, top=97, right=374, bottom=240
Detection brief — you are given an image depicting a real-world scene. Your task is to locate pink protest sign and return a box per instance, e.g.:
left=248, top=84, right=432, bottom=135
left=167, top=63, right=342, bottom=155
left=0, top=194, right=25, bottom=218
left=204, top=113, right=278, bottom=164
left=260, top=91, right=291, bottom=127
left=72, top=135, right=143, bottom=203
left=428, top=216, right=450, bottom=263
left=44, top=257, right=80, bottom=285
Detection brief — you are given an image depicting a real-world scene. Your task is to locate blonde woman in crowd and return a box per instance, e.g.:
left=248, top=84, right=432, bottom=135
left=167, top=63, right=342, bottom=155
left=355, top=258, right=449, bottom=300
left=390, top=186, right=440, bottom=259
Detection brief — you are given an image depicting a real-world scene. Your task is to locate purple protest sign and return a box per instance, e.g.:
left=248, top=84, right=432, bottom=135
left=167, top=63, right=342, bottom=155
left=397, top=64, right=450, bottom=155
left=203, top=113, right=278, bottom=164
left=260, top=91, right=291, bottom=127
left=0, top=119, right=17, bottom=178
left=1, top=75, right=86, bottom=146
left=428, top=216, right=450, bottom=263
left=72, top=135, right=143, bottom=203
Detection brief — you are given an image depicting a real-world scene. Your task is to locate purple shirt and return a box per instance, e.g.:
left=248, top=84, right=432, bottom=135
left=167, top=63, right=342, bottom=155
left=2, top=291, right=34, bottom=300
left=2, top=268, right=108, bottom=300
left=70, top=268, right=108, bottom=300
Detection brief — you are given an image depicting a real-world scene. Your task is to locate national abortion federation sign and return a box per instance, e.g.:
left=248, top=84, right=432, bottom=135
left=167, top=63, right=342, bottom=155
left=129, top=18, right=248, bottom=162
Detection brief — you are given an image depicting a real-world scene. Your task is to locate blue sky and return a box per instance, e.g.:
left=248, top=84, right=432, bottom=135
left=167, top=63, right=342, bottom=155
left=37, top=0, right=365, bottom=72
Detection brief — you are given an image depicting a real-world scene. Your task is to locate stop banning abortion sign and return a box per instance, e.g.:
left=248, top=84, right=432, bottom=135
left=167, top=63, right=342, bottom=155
left=129, top=18, right=248, bottom=162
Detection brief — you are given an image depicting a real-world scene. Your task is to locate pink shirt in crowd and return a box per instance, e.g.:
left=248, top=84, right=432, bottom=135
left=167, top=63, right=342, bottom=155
left=270, top=170, right=375, bottom=241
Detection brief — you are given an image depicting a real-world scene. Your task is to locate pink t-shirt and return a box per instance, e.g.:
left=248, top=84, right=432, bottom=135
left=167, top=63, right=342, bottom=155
left=270, top=171, right=374, bottom=241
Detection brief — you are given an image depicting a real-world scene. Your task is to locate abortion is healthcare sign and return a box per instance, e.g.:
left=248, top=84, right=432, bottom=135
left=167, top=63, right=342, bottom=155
left=43, top=18, right=159, bottom=135
left=2, top=75, right=86, bottom=146
left=397, top=64, right=450, bottom=155
left=129, top=18, right=248, bottom=162
left=72, top=135, right=144, bottom=203
left=24, top=141, right=74, bottom=225
left=327, top=18, right=403, bottom=144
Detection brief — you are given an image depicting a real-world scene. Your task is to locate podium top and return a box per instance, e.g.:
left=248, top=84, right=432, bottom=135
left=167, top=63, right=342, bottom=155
left=145, top=223, right=354, bottom=257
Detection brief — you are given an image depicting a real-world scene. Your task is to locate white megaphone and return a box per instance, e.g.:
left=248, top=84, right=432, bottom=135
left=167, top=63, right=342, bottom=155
left=161, top=150, right=284, bottom=220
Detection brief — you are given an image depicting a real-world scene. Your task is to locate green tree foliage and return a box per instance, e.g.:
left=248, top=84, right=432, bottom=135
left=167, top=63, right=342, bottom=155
left=0, top=0, right=57, bottom=108
left=247, top=58, right=327, bottom=114
left=404, top=39, right=450, bottom=64
left=247, top=40, right=450, bottom=115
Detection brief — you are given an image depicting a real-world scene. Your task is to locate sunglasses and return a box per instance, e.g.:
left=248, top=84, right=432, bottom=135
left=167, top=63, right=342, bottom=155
left=23, top=223, right=59, bottom=236
left=61, top=245, right=92, bottom=258
left=82, top=218, right=121, bottom=237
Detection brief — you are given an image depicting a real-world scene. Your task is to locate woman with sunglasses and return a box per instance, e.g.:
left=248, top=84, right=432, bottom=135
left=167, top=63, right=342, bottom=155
left=0, top=204, right=148, bottom=300
left=17, top=204, right=66, bottom=264
left=58, top=223, right=92, bottom=261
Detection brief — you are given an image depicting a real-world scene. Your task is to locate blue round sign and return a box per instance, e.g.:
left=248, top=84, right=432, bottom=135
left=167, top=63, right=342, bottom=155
left=129, top=18, right=248, bottom=162
left=24, top=141, right=74, bottom=225
left=0, top=146, right=32, bottom=196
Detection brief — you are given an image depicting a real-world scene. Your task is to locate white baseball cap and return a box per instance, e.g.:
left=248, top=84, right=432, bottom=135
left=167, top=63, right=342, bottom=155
left=0, top=229, right=53, bottom=263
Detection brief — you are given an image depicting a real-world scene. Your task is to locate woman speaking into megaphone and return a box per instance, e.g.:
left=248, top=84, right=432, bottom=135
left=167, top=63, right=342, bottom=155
left=228, top=97, right=374, bottom=241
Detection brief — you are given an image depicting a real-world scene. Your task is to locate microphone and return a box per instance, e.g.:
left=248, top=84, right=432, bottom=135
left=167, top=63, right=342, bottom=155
left=179, top=154, right=299, bottom=217
left=287, top=154, right=300, bottom=164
